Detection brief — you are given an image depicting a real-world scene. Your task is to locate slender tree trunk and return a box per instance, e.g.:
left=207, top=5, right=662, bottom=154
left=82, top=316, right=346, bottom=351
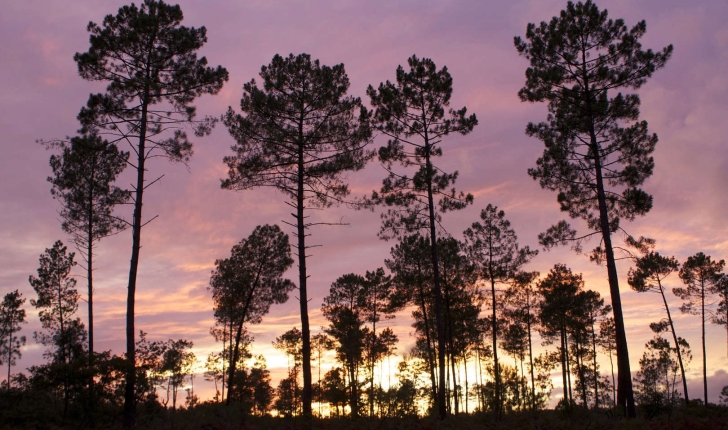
left=609, top=346, right=616, bottom=407
left=88, top=235, right=95, bottom=425
left=226, top=263, right=265, bottom=406
left=576, top=333, right=587, bottom=407
left=592, top=321, right=599, bottom=410
left=527, top=293, right=536, bottom=411
left=560, top=327, right=568, bottom=407
left=296, top=127, right=313, bottom=420
left=123, top=75, right=151, bottom=429
left=565, top=330, right=573, bottom=404
left=490, top=275, right=500, bottom=418
left=416, top=261, right=438, bottom=406
left=658, top=283, right=689, bottom=405
left=7, top=313, right=12, bottom=388
left=701, top=279, right=707, bottom=405
left=464, top=354, right=469, bottom=414
left=579, top=44, right=635, bottom=418
left=426, top=157, right=447, bottom=420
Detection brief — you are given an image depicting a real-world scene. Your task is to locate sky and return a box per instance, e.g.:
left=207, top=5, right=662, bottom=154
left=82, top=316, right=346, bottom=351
left=1, top=0, right=728, bottom=407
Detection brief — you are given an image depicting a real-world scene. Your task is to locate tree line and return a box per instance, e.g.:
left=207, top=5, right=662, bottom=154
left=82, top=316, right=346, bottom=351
left=2, top=0, right=728, bottom=427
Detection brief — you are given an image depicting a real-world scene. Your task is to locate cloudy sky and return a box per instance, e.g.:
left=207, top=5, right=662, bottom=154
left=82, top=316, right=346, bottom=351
left=2, top=0, right=728, bottom=405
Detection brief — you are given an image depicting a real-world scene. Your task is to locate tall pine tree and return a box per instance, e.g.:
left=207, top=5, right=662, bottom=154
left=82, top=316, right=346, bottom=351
left=74, top=1, right=228, bottom=424
left=222, top=53, right=372, bottom=418
left=367, top=55, right=477, bottom=419
left=514, top=0, right=672, bottom=417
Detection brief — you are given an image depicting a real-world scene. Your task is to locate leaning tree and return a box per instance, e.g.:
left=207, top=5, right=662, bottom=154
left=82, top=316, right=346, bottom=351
left=74, top=1, right=228, bottom=424
left=208, top=224, right=295, bottom=406
left=222, top=53, right=372, bottom=417
left=628, top=251, right=689, bottom=405
left=367, top=55, right=477, bottom=419
left=514, top=0, right=672, bottom=417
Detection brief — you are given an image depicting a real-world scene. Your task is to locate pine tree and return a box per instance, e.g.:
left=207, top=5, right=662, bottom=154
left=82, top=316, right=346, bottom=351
left=514, top=0, right=672, bottom=417
left=367, top=55, right=477, bottom=419
left=208, top=224, right=294, bottom=405
left=0, top=290, right=27, bottom=388
left=223, top=53, right=371, bottom=417
left=463, top=204, right=536, bottom=417
left=74, top=2, right=228, bottom=424
left=45, top=133, right=129, bottom=419
left=674, top=252, right=724, bottom=405
left=628, top=251, right=689, bottom=404
left=29, top=241, right=87, bottom=419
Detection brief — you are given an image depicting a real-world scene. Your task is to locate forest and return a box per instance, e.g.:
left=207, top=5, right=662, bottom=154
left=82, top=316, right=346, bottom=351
left=1, top=0, right=728, bottom=428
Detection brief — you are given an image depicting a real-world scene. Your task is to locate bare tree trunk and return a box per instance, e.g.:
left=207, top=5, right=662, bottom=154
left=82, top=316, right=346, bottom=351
left=297, top=121, right=313, bottom=420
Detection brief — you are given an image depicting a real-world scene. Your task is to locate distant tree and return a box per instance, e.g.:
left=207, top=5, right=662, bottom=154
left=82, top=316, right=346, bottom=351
left=437, top=237, right=479, bottom=415
left=578, top=289, right=610, bottom=409
left=134, top=331, right=168, bottom=406
left=29, top=241, right=87, bottom=419
left=322, top=273, right=368, bottom=418
left=633, top=336, right=690, bottom=417
left=311, top=333, right=332, bottom=416
left=248, top=356, right=274, bottom=416
left=515, top=0, right=673, bottom=417
left=367, top=55, right=477, bottom=420
left=321, top=367, right=348, bottom=417
left=74, top=1, right=228, bottom=423
left=598, top=317, right=617, bottom=407
left=505, top=271, right=540, bottom=410
left=360, top=268, right=397, bottom=416
left=209, top=224, right=294, bottom=406
left=386, top=235, right=438, bottom=403
left=674, top=252, right=724, bottom=405
left=0, top=290, right=27, bottom=388
left=275, top=371, right=301, bottom=418
left=628, top=251, right=689, bottom=404
left=464, top=204, right=537, bottom=417
left=273, top=328, right=304, bottom=381
left=160, top=339, right=195, bottom=411
left=223, top=53, right=371, bottom=418
left=204, top=352, right=224, bottom=402
left=538, top=264, right=584, bottom=409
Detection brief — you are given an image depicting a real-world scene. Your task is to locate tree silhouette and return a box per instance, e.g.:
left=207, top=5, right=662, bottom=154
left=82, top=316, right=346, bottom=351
left=633, top=336, right=690, bottom=417
left=322, top=273, right=369, bottom=418
left=597, top=317, right=617, bottom=406
left=628, top=251, right=689, bottom=404
left=514, top=0, right=672, bottom=417
left=208, top=224, right=294, bottom=406
left=45, top=133, right=129, bottom=417
left=223, top=53, right=371, bottom=418
left=161, top=339, right=195, bottom=411
left=273, top=328, right=304, bottom=417
left=505, top=271, right=540, bottom=411
left=367, top=55, right=477, bottom=420
left=360, top=268, right=397, bottom=416
left=74, top=1, right=228, bottom=423
left=674, top=252, right=724, bottom=405
left=29, top=241, right=87, bottom=419
left=464, top=204, right=536, bottom=417
left=0, top=290, right=27, bottom=388
left=386, top=235, right=438, bottom=404
left=538, top=264, right=584, bottom=409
